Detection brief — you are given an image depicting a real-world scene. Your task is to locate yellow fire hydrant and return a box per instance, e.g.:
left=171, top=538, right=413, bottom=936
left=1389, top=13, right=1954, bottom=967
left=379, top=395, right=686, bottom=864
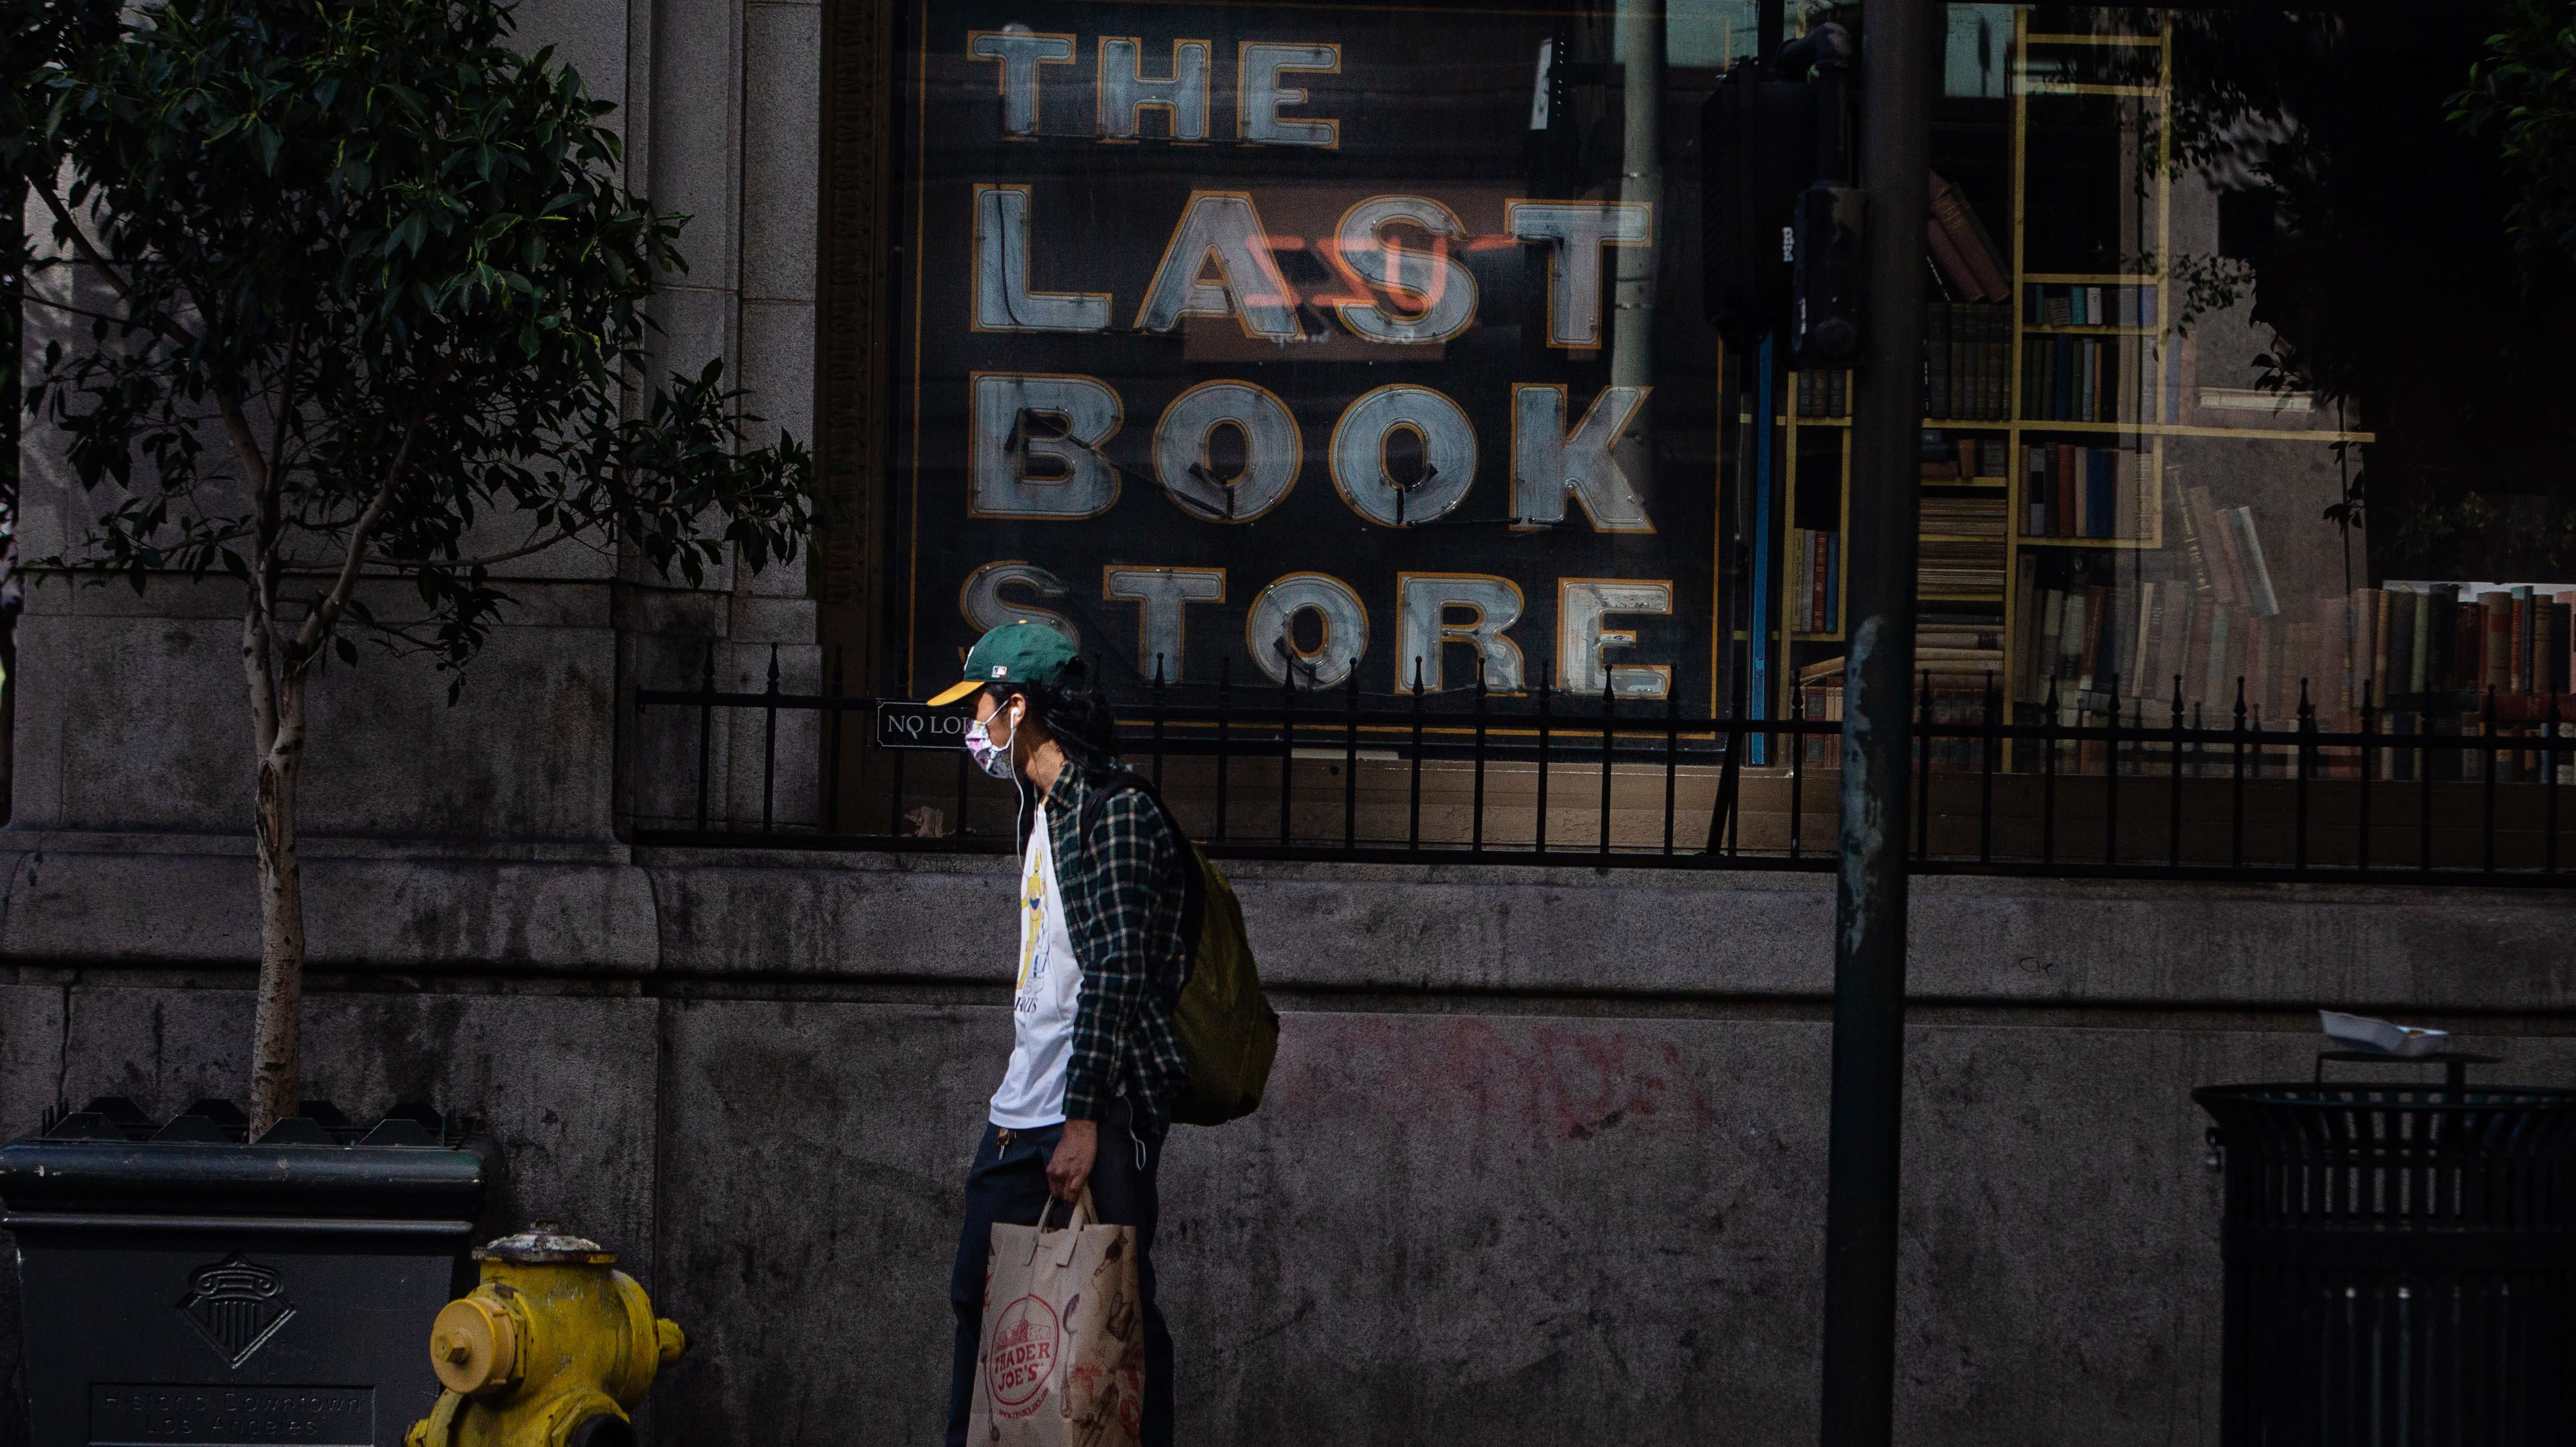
left=406, top=1223, right=686, bottom=1447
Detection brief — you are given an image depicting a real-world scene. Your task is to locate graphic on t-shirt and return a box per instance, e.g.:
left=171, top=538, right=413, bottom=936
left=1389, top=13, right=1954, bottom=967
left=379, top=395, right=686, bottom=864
left=1017, top=845, right=1049, bottom=996
left=991, top=804, right=1082, bottom=1130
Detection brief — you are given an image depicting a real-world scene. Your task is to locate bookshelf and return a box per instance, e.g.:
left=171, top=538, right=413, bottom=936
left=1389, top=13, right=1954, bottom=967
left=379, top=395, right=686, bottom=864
left=1774, top=11, right=2381, bottom=756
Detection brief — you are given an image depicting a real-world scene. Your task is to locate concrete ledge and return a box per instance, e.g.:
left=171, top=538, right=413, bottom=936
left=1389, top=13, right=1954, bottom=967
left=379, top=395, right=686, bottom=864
left=0, top=833, right=657, bottom=973
left=5, top=832, right=2573, bottom=1017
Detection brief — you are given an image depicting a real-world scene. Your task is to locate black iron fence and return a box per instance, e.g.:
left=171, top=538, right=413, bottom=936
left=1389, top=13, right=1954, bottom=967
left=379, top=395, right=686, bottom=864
left=634, top=649, right=2576, bottom=885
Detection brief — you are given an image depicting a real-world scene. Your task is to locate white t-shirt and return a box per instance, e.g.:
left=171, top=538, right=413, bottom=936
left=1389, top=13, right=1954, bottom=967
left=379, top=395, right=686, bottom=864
left=989, top=803, right=1082, bottom=1129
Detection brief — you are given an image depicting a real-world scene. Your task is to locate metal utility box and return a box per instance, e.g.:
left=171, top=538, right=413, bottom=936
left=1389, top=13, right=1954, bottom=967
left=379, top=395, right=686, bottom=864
left=1, top=1098, right=488, bottom=1447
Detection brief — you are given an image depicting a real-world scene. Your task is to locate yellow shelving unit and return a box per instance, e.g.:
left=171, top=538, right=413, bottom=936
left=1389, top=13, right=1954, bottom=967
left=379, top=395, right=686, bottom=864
left=1771, top=13, right=2382, bottom=731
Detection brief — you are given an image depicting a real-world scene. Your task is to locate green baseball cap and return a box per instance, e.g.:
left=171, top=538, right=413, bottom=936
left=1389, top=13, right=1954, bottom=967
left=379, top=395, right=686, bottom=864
left=926, top=622, right=1079, bottom=707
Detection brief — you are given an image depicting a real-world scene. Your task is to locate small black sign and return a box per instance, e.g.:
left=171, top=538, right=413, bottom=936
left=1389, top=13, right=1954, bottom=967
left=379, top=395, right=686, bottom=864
left=875, top=701, right=972, bottom=751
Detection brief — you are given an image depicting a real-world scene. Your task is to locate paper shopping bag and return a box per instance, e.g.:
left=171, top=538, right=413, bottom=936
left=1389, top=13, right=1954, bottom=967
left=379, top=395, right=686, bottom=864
left=967, top=1189, right=1145, bottom=1447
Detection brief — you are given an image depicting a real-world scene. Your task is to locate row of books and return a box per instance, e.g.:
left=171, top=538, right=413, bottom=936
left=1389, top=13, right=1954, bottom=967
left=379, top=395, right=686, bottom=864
left=1924, top=303, right=2014, bottom=421
left=2010, top=576, right=2297, bottom=717
left=2330, top=585, right=2575, bottom=709
left=2019, top=336, right=2128, bottom=423
left=2004, top=573, right=2576, bottom=726
left=2025, top=283, right=2157, bottom=329
left=1788, top=528, right=1840, bottom=635
left=1793, top=369, right=1849, bottom=418
left=2009, top=569, right=2297, bottom=716
left=2023, top=446, right=2155, bottom=541
left=2334, top=586, right=2573, bottom=779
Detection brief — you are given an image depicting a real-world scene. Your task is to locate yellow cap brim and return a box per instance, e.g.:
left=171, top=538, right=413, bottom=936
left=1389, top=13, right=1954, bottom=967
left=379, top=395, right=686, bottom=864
left=925, top=678, right=982, bottom=707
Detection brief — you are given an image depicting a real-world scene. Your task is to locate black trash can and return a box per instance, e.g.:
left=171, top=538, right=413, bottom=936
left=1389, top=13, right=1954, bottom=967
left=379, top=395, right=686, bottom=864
left=1, top=1097, right=489, bottom=1447
left=2196, top=1073, right=2576, bottom=1446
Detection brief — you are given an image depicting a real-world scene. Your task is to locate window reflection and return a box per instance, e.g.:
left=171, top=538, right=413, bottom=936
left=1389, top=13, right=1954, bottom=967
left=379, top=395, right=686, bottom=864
left=876, top=2, right=2576, bottom=806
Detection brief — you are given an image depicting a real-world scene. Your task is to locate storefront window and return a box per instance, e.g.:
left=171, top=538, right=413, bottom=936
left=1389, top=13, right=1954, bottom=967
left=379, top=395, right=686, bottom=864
left=1875, top=6, right=2576, bottom=785
left=859, top=1, right=2576, bottom=846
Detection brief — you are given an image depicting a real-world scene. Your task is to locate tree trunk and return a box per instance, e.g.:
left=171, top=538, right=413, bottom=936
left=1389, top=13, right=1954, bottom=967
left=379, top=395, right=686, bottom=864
left=247, top=670, right=306, bottom=1138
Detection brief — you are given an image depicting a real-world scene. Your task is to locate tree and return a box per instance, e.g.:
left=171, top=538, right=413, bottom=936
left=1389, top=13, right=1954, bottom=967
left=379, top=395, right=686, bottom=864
left=2457, top=0, right=2576, bottom=267
left=12, top=0, right=814, bottom=1134
left=2155, top=8, right=2576, bottom=584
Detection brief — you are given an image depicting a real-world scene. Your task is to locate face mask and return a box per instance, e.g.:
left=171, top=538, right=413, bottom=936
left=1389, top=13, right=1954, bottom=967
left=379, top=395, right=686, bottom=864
left=965, top=706, right=1020, bottom=781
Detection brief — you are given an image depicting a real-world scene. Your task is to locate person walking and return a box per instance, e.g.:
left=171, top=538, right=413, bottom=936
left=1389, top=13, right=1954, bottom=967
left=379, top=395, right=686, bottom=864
left=933, top=622, right=1189, bottom=1447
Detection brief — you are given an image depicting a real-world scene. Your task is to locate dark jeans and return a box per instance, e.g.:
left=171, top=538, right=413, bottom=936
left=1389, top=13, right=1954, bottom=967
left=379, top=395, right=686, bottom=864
left=947, top=1097, right=1171, bottom=1447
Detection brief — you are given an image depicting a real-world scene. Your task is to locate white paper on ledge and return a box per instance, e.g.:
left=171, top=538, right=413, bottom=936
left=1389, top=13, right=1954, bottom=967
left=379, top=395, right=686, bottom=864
left=2320, top=1010, right=2450, bottom=1058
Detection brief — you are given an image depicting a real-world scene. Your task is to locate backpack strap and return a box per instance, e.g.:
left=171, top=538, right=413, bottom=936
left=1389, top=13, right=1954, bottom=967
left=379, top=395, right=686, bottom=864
left=1073, top=767, right=1206, bottom=990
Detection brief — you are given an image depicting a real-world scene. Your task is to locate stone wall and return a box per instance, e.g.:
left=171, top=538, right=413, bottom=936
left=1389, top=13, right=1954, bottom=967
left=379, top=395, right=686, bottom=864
left=7, top=834, right=2573, bottom=1445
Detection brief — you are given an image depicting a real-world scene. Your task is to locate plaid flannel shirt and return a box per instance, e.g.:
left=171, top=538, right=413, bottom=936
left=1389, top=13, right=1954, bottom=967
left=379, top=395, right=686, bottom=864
left=1039, top=764, right=1192, bottom=1139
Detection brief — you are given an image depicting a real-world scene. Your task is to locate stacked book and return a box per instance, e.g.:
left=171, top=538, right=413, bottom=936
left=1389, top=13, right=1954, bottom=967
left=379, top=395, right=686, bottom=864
left=1916, top=623, right=2008, bottom=680
left=1922, top=494, right=2008, bottom=539
left=1919, top=537, right=2008, bottom=598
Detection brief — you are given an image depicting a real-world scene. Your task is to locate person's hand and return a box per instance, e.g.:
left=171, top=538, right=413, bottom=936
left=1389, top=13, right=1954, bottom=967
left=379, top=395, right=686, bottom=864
left=1047, top=1119, right=1097, bottom=1202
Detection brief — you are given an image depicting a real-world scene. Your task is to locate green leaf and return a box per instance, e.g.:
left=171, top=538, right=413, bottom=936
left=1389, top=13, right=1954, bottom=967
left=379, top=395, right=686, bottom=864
left=18, top=0, right=811, bottom=687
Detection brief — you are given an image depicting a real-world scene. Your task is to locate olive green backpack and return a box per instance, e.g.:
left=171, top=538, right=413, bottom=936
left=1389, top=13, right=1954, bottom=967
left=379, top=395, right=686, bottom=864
left=1083, top=772, right=1279, bottom=1126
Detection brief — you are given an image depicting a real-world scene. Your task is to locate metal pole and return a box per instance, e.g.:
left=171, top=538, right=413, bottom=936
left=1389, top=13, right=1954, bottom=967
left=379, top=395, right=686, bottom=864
left=1613, top=1, right=1664, bottom=419
left=1820, top=0, right=1932, bottom=1442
